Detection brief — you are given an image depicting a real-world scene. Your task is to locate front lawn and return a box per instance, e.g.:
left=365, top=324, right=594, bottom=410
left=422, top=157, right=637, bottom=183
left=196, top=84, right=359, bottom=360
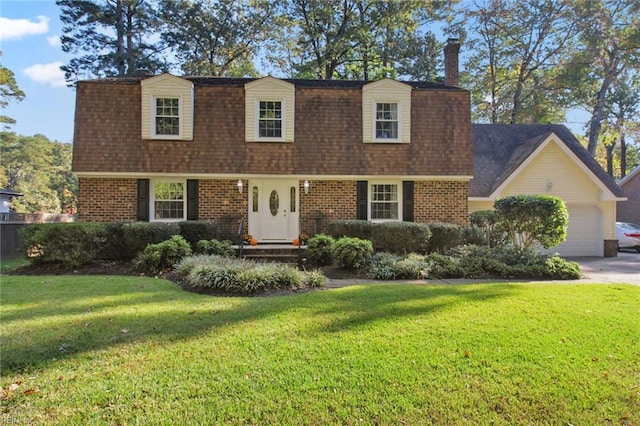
left=1, top=275, right=639, bottom=424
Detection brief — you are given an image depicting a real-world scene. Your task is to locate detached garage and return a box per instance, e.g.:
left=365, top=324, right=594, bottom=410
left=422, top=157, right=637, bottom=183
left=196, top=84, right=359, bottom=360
left=469, top=125, right=626, bottom=257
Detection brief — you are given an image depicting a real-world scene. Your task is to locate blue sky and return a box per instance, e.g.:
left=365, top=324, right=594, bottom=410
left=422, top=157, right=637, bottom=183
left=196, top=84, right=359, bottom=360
left=1, top=0, right=590, bottom=145
left=1, top=0, right=75, bottom=142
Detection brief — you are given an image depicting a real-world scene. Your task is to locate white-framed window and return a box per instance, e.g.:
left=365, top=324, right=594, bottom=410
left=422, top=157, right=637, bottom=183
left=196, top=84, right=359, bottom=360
left=153, top=96, right=182, bottom=138
left=256, top=100, right=284, bottom=140
left=375, top=102, right=399, bottom=140
left=370, top=183, right=401, bottom=221
left=151, top=180, right=186, bottom=221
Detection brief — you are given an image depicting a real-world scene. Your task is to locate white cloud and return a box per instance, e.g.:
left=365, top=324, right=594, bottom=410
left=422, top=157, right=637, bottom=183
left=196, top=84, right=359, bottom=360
left=0, top=15, right=50, bottom=41
left=24, top=62, right=67, bottom=87
left=47, top=35, right=61, bottom=47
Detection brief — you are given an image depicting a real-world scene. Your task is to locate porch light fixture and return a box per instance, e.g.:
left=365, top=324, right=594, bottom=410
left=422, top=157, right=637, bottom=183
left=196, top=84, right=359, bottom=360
left=237, top=179, right=243, bottom=193
left=303, top=180, right=310, bottom=194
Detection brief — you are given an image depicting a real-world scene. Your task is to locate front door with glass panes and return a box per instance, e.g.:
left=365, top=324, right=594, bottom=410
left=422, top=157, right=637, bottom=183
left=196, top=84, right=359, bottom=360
left=248, top=179, right=299, bottom=242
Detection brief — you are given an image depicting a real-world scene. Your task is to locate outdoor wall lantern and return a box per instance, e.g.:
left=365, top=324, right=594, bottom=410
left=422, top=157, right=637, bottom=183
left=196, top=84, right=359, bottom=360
left=237, top=179, right=243, bottom=193
left=303, top=180, right=310, bottom=194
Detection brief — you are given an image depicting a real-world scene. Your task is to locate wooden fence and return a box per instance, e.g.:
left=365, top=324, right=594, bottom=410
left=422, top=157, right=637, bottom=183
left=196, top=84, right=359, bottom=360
left=0, top=214, right=76, bottom=259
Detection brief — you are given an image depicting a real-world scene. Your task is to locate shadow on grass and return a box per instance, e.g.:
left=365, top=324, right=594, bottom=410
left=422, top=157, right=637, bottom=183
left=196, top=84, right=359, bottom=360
left=0, top=276, right=520, bottom=375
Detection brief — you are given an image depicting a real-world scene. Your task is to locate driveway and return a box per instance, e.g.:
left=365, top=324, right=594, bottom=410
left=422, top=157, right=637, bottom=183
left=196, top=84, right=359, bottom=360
left=568, top=251, right=640, bottom=285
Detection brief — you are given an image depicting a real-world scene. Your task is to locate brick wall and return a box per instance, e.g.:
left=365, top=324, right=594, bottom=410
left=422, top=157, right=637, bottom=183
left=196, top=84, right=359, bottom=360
left=415, top=181, right=469, bottom=225
left=299, top=180, right=357, bottom=234
left=78, top=178, right=138, bottom=222
left=198, top=179, right=248, bottom=240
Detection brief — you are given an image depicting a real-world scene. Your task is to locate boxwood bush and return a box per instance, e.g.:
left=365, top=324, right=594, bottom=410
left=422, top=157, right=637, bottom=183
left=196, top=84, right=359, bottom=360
left=133, top=235, right=192, bottom=274
left=306, top=234, right=335, bottom=266
left=370, top=221, right=431, bottom=254
left=326, top=220, right=372, bottom=240
left=178, top=221, right=218, bottom=250
left=331, top=237, right=373, bottom=269
left=120, top=222, right=180, bottom=259
left=425, top=222, right=462, bottom=254
left=20, top=222, right=106, bottom=268
left=196, top=238, right=235, bottom=257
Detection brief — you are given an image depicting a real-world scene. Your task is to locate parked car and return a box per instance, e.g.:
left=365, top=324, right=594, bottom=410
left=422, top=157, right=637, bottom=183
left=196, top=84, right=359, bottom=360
left=616, top=222, right=640, bottom=252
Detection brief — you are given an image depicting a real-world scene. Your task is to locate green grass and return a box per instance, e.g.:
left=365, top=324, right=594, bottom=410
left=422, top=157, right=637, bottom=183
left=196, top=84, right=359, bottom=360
left=1, top=275, right=639, bottom=425
left=0, top=257, right=29, bottom=274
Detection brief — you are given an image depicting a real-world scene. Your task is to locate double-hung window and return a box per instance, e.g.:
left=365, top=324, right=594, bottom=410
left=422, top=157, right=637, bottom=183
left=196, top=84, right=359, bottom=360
left=154, top=97, right=180, bottom=137
left=152, top=181, right=185, bottom=220
left=371, top=183, right=399, bottom=220
left=258, top=101, right=283, bottom=138
left=375, top=103, right=399, bottom=140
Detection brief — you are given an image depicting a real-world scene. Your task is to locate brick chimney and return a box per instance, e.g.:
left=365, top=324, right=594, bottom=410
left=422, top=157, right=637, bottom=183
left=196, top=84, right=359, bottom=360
left=444, top=38, right=460, bottom=87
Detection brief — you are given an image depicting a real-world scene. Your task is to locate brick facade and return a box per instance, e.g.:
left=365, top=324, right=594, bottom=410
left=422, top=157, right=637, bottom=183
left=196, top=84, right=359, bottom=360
left=74, top=76, right=473, bottom=233
left=78, top=178, right=138, bottom=222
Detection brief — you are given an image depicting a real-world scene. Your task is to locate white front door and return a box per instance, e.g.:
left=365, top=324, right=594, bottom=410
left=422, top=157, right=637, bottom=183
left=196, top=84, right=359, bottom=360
left=248, top=179, right=299, bottom=242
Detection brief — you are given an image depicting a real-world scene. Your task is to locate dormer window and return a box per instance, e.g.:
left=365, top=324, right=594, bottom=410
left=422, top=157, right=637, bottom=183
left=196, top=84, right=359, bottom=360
left=375, top=102, right=399, bottom=139
left=245, top=77, right=295, bottom=143
left=141, top=73, right=193, bottom=141
left=155, top=97, right=180, bottom=136
left=258, top=101, right=283, bottom=138
left=362, top=79, right=411, bottom=144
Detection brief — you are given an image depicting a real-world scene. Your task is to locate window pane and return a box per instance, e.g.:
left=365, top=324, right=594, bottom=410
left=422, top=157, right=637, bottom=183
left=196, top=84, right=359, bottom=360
left=375, top=102, right=398, bottom=139
left=259, top=100, right=282, bottom=138
left=371, top=184, right=398, bottom=220
left=155, top=98, right=180, bottom=135
left=290, top=187, right=296, bottom=213
left=154, top=182, right=184, bottom=220
left=252, top=186, right=259, bottom=212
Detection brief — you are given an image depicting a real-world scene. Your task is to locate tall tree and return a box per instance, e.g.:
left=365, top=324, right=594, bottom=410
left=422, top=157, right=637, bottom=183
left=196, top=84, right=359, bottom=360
left=159, top=0, right=274, bottom=77
left=57, top=0, right=164, bottom=84
left=565, top=0, right=640, bottom=156
left=458, top=0, right=578, bottom=124
left=268, top=0, right=450, bottom=80
left=0, top=133, right=77, bottom=213
left=0, top=53, right=26, bottom=128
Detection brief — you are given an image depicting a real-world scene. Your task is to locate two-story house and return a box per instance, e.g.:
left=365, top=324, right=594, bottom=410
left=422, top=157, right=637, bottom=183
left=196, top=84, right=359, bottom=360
left=72, top=39, right=473, bottom=242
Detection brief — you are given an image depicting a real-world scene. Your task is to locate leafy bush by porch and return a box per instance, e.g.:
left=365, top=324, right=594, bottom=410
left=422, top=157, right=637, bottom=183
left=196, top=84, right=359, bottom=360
left=370, top=221, right=431, bottom=254
left=133, top=235, right=192, bottom=274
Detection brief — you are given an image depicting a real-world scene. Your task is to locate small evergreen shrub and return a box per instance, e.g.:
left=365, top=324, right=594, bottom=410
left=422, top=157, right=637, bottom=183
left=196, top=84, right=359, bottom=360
left=133, top=235, right=192, bottom=274
left=469, top=210, right=505, bottom=247
left=121, top=222, right=180, bottom=259
left=99, top=222, right=126, bottom=260
left=20, top=222, right=106, bottom=268
left=371, top=222, right=431, bottom=254
left=306, top=234, right=335, bottom=266
left=179, top=221, right=218, bottom=249
left=541, top=256, right=581, bottom=279
left=457, top=256, right=507, bottom=278
left=425, top=223, right=462, bottom=253
left=331, top=237, right=373, bottom=269
left=196, top=238, right=235, bottom=257
left=326, top=220, right=372, bottom=240
left=304, top=269, right=327, bottom=287
left=423, top=253, right=461, bottom=278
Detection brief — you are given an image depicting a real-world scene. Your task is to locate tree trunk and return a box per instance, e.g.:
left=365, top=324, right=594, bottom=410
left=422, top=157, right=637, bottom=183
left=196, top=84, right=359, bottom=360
left=116, top=0, right=126, bottom=75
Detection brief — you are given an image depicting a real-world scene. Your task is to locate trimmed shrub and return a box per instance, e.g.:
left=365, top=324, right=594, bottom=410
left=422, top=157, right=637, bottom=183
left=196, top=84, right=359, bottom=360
left=494, top=195, right=568, bottom=249
left=469, top=210, right=505, bottom=247
left=20, top=222, right=106, bottom=268
left=306, top=234, right=335, bottom=266
left=461, top=225, right=486, bottom=246
left=368, top=252, right=403, bottom=280
left=541, top=256, right=581, bottom=279
left=457, top=256, right=507, bottom=278
left=121, top=222, right=180, bottom=259
left=425, top=223, right=462, bottom=253
left=99, top=222, right=126, bottom=260
left=331, top=237, right=373, bottom=269
left=368, top=252, right=431, bottom=280
left=133, top=235, right=192, bottom=274
left=179, top=221, right=218, bottom=249
left=371, top=221, right=431, bottom=254
left=196, top=238, right=235, bottom=257
left=326, top=220, right=372, bottom=240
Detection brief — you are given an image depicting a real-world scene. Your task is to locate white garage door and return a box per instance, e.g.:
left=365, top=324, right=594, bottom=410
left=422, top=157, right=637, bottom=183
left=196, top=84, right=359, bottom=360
left=546, top=204, right=602, bottom=257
